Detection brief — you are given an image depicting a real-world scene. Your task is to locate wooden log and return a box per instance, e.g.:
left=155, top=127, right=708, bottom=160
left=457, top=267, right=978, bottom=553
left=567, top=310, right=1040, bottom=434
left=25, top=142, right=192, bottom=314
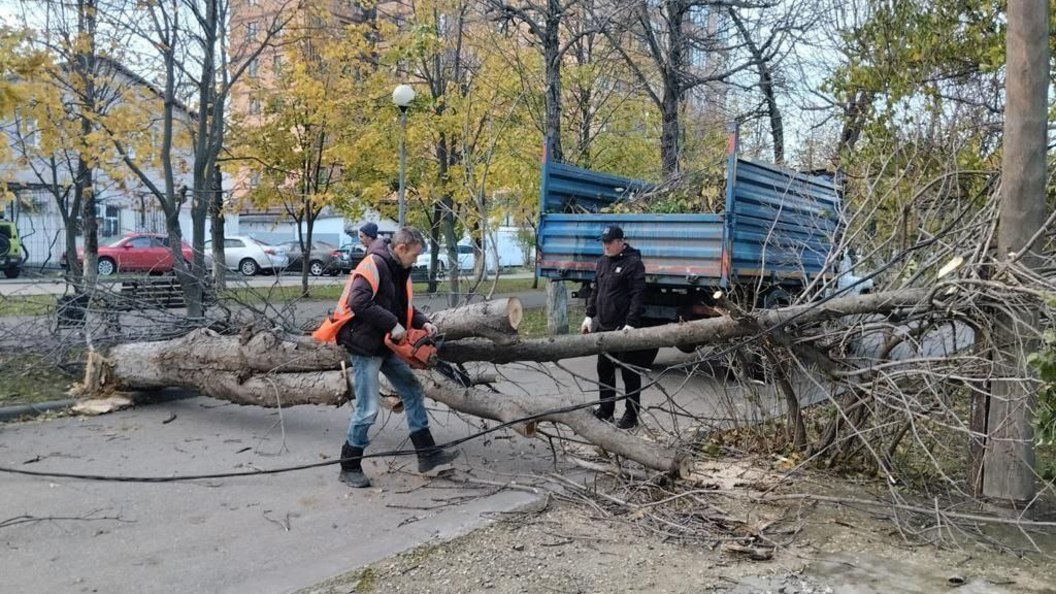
left=440, top=288, right=935, bottom=364
left=81, top=342, right=682, bottom=473
left=428, top=297, right=523, bottom=343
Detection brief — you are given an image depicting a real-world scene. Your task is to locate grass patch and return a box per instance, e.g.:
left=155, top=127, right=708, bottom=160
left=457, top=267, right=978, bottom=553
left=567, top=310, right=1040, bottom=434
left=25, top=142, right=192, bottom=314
left=422, top=276, right=539, bottom=295
left=1039, top=444, right=1056, bottom=484
left=0, top=295, right=55, bottom=317
left=519, top=304, right=586, bottom=338
left=219, top=276, right=541, bottom=305
left=0, top=352, right=79, bottom=406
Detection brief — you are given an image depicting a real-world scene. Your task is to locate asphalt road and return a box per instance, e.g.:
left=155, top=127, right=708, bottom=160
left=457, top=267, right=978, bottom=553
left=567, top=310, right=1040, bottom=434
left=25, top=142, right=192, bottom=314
left=0, top=352, right=776, bottom=594
left=0, top=271, right=538, bottom=297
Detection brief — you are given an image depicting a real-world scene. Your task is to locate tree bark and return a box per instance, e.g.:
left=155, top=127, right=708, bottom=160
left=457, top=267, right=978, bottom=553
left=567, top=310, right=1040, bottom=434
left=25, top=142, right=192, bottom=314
left=444, top=288, right=933, bottom=364
left=546, top=280, right=569, bottom=335
left=428, top=297, right=523, bottom=342
left=981, top=0, right=1048, bottom=504
left=83, top=328, right=684, bottom=474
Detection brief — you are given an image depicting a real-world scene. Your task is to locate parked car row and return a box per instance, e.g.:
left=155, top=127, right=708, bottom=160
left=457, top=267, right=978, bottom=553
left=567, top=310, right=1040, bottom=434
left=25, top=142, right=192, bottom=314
left=58, top=233, right=522, bottom=279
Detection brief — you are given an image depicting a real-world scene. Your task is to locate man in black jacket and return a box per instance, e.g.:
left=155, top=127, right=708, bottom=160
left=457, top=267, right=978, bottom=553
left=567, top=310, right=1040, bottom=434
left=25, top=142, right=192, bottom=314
left=580, top=225, right=658, bottom=429
left=335, top=227, right=458, bottom=488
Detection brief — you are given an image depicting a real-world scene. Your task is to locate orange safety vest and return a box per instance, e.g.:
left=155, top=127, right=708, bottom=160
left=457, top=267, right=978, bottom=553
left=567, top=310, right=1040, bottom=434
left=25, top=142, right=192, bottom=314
left=312, top=255, right=415, bottom=343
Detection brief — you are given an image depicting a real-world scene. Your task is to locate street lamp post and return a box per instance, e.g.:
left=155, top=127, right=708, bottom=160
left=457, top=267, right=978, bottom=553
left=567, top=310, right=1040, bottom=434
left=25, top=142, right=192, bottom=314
left=392, top=84, right=416, bottom=228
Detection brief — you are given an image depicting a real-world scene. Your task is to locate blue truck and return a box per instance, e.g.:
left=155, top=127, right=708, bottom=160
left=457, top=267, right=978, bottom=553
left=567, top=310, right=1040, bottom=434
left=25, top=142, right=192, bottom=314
left=537, top=130, right=864, bottom=323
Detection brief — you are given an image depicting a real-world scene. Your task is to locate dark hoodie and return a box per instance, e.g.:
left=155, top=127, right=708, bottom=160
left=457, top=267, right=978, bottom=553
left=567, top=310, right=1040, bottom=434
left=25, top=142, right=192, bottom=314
left=585, top=244, right=646, bottom=331
left=337, top=238, right=429, bottom=357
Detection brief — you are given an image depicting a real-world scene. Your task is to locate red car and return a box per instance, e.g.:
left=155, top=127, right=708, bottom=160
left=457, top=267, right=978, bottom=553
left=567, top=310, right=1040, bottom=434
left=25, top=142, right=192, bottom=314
left=63, top=233, right=194, bottom=276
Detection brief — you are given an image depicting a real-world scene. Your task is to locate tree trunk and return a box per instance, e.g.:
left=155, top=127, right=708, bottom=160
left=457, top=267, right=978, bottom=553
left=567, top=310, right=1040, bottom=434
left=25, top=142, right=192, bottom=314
left=543, top=0, right=563, bottom=162
left=981, top=0, right=1048, bottom=504
left=76, top=0, right=98, bottom=292
left=428, top=297, right=523, bottom=342
left=441, top=199, right=459, bottom=307
left=546, top=280, right=569, bottom=335
left=83, top=328, right=685, bottom=475
left=443, top=288, right=932, bottom=364
left=210, top=165, right=227, bottom=290
left=660, top=82, right=681, bottom=176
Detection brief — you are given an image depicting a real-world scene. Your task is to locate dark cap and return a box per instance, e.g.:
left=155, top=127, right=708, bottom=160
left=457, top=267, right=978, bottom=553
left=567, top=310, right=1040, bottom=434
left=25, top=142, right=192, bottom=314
left=599, top=225, right=624, bottom=242
left=359, top=222, right=379, bottom=239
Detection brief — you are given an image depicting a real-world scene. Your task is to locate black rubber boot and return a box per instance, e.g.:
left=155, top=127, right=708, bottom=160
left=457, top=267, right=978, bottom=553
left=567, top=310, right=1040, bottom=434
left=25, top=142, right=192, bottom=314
left=409, top=428, right=459, bottom=474
left=338, top=443, right=371, bottom=488
left=616, top=410, right=639, bottom=430
left=592, top=407, right=614, bottom=423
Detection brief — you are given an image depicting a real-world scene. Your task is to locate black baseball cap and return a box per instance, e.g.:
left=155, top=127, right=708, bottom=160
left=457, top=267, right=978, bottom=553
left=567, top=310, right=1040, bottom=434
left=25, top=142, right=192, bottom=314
left=599, top=225, right=624, bottom=242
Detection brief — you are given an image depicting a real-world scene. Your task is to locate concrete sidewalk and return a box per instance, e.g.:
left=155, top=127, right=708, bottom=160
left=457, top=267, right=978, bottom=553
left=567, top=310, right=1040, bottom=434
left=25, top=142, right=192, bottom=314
left=0, top=350, right=808, bottom=594
left=0, top=392, right=555, bottom=594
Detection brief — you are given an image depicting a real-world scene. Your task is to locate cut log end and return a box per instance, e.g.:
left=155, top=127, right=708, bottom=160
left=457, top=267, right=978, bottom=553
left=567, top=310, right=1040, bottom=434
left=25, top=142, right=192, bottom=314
left=506, top=297, right=523, bottom=331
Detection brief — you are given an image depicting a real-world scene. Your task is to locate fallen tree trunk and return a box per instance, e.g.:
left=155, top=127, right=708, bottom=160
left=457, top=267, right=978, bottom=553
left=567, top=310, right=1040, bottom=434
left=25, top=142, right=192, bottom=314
left=80, top=335, right=684, bottom=474
left=439, top=288, right=935, bottom=364
left=428, top=297, right=523, bottom=343
left=78, top=288, right=940, bottom=475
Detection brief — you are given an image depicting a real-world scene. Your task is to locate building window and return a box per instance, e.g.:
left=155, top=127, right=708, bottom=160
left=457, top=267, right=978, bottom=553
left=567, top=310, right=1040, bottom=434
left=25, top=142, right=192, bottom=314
left=249, top=98, right=261, bottom=115
left=248, top=58, right=259, bottom=78
left=249, top=172, right=261, bottom=188
left=247, top=21, right=258, bottom=38
left=273, top=54, right=283, bottom=74
left=248, top=0, right=257, bottom=6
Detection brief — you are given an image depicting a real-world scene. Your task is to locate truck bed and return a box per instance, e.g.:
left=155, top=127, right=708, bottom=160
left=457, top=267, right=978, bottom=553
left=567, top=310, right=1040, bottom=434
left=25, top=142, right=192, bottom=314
left=537, top=132, right=841, bottom=292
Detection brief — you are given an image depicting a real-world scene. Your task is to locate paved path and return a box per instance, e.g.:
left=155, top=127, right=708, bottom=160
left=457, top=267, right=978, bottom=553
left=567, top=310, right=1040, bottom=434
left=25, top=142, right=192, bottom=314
left=0, top=351, right=789, bottom=594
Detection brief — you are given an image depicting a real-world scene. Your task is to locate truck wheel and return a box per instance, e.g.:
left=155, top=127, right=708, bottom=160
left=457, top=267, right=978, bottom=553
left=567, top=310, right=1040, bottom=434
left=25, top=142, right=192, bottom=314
left=3, top=267, right=19, bottom=279
left=761, top=288, right=792, bottom=310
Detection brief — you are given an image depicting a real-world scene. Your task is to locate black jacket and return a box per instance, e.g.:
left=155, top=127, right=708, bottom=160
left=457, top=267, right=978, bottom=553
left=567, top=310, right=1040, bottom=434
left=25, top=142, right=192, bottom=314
left=585, top=245, right=646, bottom=331
left=337, top=239, right=429, bottom=357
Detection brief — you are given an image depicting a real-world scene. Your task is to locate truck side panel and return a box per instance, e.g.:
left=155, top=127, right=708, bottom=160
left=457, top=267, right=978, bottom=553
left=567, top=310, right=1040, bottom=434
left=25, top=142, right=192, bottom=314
left=727, top=159, right=840, bottom=283
left=538, top=214, right=726, bottom=286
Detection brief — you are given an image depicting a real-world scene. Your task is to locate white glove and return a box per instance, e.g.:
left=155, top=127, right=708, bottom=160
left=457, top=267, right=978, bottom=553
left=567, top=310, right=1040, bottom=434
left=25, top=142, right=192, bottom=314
left=580, top=317, right=593, bottom=334
left=390, top=323, right=407, bottom=343
left=622, top=324, right=634, bottom=332
left=423, top=322, right=438, bottom=336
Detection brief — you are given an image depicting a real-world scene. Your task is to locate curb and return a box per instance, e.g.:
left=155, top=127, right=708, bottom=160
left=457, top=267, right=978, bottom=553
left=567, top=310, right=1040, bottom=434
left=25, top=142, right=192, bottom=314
left=0, top=390, right=198, bottom=423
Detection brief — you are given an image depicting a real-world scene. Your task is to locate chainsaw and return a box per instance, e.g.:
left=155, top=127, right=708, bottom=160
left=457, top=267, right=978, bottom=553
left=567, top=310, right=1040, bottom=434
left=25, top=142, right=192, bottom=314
left=385, top=328, right=472, bottom=387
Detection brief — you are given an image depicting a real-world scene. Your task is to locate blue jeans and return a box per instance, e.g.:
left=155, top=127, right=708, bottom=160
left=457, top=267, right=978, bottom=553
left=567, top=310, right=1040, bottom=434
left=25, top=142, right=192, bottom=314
left=346, top=353, right=430, bottom=448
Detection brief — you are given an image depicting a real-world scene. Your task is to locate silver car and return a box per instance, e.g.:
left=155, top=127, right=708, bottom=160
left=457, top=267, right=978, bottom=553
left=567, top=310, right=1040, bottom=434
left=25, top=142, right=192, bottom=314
left=205, top=235, right=289, bottom=276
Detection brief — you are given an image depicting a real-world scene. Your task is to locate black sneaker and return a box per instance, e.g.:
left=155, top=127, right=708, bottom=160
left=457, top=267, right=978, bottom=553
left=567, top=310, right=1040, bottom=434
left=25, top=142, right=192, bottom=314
left=592, top=407, right=614, bottom=423
left=616, top=413, right=639, bottom=430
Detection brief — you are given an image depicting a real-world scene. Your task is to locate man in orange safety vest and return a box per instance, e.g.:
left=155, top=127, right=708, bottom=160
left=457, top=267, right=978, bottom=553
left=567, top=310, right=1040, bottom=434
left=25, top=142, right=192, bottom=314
left=315, top=227, right=457, bottom=488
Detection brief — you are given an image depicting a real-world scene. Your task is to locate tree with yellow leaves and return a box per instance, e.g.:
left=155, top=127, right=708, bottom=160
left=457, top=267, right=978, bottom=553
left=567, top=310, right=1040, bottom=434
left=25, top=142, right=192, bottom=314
left=230, top=7, right=395, bottom=296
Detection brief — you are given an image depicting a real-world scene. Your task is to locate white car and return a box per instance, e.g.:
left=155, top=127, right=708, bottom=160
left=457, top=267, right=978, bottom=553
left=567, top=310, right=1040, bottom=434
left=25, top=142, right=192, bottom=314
left=204, top=236, right=289, bottom=276
left=414, top=244, right=475, bottom=276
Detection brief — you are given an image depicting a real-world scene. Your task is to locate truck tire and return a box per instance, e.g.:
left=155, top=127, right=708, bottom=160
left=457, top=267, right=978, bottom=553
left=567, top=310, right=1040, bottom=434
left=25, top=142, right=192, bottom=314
left=3, top=267, right=19, bottom=279
left=761, top=288, right=792, bottom=310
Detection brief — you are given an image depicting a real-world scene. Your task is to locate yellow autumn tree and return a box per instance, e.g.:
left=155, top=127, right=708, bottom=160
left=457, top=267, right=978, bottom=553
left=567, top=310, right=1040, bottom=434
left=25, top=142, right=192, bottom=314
left=230, top=6, right=395, bottom=295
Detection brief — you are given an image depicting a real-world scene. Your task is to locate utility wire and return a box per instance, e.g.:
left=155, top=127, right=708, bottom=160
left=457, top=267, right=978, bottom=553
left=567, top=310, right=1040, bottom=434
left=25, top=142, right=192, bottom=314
left=0, top=396, right=625, bottom=483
